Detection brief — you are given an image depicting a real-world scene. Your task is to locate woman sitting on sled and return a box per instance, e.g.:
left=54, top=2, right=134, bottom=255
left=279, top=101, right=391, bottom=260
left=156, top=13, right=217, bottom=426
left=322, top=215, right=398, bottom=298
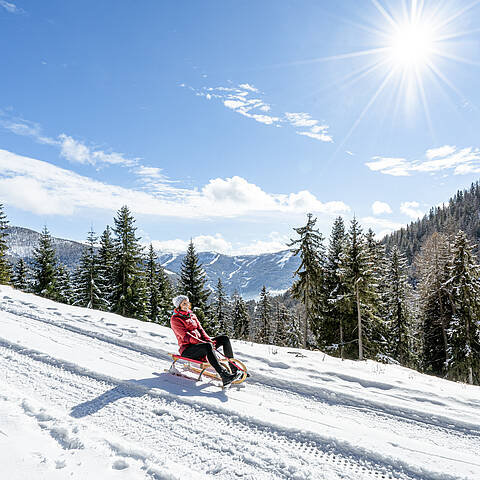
left=170, top=295, right=240, bottom=386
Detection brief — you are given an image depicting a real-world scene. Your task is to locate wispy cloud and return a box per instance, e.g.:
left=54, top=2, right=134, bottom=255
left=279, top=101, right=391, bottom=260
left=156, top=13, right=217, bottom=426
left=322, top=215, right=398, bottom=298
left=186, top=83, right=333, bottom=143
left=0, top=1, right=23, bottom=14
left=366, top=145, right=480, bottom=176
left=0, top=149, right=350, bottom=219
left=371, top=201, right=392, bottom=215
left=0, top=113, right=139, bottom=168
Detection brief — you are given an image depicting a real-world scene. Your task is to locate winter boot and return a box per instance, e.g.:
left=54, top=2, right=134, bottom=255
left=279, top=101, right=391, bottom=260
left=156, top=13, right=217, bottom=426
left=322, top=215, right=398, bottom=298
left=219, top=369, right=237, bottom=387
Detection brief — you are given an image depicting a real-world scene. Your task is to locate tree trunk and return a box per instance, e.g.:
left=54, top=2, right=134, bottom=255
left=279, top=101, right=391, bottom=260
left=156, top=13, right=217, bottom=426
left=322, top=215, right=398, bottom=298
left=356, top=282, right=363, bottom=360
left=339, top=316, right=344, bottom=361
left=304, top=292, right=308, bottom=349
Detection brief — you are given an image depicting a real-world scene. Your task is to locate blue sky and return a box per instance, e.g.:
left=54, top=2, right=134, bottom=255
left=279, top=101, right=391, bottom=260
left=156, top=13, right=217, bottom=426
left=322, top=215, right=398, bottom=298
left=1, top=0, right=480, bottom=254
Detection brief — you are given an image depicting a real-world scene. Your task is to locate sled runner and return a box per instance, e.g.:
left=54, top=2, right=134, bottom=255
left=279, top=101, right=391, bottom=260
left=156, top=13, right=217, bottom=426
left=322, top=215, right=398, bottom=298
left=166, top=353, right=248, bottom=385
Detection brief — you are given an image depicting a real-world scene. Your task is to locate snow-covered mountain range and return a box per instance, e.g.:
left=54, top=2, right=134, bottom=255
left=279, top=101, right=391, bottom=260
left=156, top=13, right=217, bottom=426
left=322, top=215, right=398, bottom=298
left=1, top=285, right=479, bottom=479
left=6, top=226, right=300, bottom=299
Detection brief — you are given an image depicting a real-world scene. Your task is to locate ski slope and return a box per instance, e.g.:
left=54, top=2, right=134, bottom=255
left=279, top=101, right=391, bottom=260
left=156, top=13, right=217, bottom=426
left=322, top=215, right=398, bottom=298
left=1, top=285, right=479, bottom=480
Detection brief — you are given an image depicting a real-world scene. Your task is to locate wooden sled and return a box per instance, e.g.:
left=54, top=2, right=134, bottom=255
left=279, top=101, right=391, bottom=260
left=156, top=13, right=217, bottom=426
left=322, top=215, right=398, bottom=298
left=166, top=353, right=248, bottom=385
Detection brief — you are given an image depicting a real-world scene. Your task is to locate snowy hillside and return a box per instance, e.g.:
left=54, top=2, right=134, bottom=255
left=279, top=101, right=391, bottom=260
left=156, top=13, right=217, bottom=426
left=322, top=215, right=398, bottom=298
left=1, top=286, right=479, bottom=480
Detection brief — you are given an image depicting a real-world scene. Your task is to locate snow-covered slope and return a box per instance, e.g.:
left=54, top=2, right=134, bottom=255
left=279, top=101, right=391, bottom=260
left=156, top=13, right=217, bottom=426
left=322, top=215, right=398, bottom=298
left=1, top=285, right=479, bottom=480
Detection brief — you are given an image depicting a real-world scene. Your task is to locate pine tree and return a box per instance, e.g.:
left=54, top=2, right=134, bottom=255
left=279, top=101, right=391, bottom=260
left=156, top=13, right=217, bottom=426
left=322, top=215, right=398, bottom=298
left=341, top=217, right=377, bottom=360
left=0, top=204, right=12, bottom=284
left=256, top=286, right=272, bottom=343
left=272, top=300, right=289, bottom=347
left=446, top=231, right=480, bottom=384
left=12, top=258, right=30, bottom=291
left=57, top=264, right=74, bottom=305
left=384, top=246, right=412, bottom=365
left=179, top=240, right=210, bottom=323
left=145, top=244, right=160, bottom=323
left=416, top=232, right=453, bottom=376
left=211, top=278, right=230, bottom=335
left=323, top=216, right=348, bottom=358
left=74, top=229, right=102, bottom=309
left=288, top=213, right=325, bottom=348
left=363, top=229, right=387, bottom=358
left=157, top=265, right=174, bottom=326
left=285, top=310, right=302, bottom=348
left=97, top=226, right=115, bottom=311
left=231, top=290, right=250, bottom=340
left=111, top=206, right=146, bottom=319
left=32, top=226, right=60, bottom=300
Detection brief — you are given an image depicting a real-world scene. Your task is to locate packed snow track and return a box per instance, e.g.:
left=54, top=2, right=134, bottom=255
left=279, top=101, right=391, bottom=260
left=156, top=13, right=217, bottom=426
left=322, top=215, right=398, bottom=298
left=1, top=287, right=479, bottom=480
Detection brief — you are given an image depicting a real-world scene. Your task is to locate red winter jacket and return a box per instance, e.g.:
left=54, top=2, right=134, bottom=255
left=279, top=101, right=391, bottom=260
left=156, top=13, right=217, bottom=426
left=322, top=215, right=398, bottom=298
left=170, top=309, right=213, bottom=355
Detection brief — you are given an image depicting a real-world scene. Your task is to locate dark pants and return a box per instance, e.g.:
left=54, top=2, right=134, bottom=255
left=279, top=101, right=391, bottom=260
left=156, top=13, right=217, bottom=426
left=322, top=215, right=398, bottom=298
left=182, top=335, right=234, bottom=375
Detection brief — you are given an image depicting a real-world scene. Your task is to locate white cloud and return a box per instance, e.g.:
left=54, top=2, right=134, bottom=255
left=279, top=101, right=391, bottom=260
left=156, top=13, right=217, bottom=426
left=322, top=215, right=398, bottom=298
left=238, top=83, right=259, bottom=92
left=365, top=157, right=410, bottom=176
left=361, top=217, right=405, bottom=238
left=152, top=234, right=233, bottom=254
left=426, top=145, right=456, bottom=160
left=367, top=146, right=480, bottom=177
left=152, top=232, right=289, bottom=256
left=371, top=201, right=392, bottom=215
left=400, top=201, right=423, bottom=219
left=58, top=134, right=138, bottom=167
left=1, top=115, right=138, bottom=168
left=296, top=131, right=333, bottom=143
left=284, top=112, right=318, bottom=128
left=58, top=134, right=93, bottom=165
left=190, top=83, right=333, bottom=143
left=0, top=1, right=22, bottom=13
left=0, top=149, right=350, bottom=220
left=223, top=100, right=247, bottom=110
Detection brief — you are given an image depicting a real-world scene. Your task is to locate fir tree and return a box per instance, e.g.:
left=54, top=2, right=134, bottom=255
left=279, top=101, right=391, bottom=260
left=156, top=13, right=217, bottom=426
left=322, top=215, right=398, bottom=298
left=75, top=229, right=102, bottom=309
left=179, top=240, right=210, bottom=323
left=32, top=226, right=60, bottom=300
left=231, top=290, right=250, bottom=340
left=384, top=246, right=412, bottom=365
left=12, top=258, right=30, bottom=291
left=145, top=244, right=160, bottom=322
left=285, top=311, right=302, bottom=348
left=211, top=278, right=230, bottom=335
left=256, top=285, right=272, bottom=343
left=157, top=265, right=174, bottom=325
left=57, top=264, right=74, bottom=305
left=0, top=204, right=12, bottom=284
left=341, top=217, right=377, bottom=360
left=111, top=206, right=146, bottom=319
left=446, top=231, right=480, bottom=384
left=272, top=301, right=289, bottom=347
left=323, top=216, right=348, bottom=358
left=97, top=226, right=115, bottom=311
left=416, top=233, right=453, bottom=376
left=288, top=213, right=325, bottom=348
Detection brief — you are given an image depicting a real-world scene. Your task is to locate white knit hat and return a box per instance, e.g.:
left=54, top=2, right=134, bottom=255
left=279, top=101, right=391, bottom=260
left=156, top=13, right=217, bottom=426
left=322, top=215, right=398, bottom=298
left=172, top=295, right=189, bottom=309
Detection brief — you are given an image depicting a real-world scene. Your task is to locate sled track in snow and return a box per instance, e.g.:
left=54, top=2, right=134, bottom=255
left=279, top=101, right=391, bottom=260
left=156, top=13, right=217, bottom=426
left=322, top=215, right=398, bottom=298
left=2, top=297, right=479, bottom=442
left=1, top=336, right=432, bottom=480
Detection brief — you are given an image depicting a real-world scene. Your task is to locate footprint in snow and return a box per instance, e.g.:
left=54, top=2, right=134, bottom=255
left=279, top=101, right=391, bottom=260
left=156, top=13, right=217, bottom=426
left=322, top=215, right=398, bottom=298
left=266, top=360, right=290, bottom=369
left=112, top=459, right=129, bottom=470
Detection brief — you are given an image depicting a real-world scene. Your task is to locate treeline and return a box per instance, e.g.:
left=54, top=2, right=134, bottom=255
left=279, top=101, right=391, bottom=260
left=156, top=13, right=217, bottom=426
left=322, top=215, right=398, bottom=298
left=384, top=181, right=480, bottom=261
left=0, top=204, right=303, bottom=348
left=2, top=202, right=479, bottom=385
left=289, top=213, right=480, bottom=385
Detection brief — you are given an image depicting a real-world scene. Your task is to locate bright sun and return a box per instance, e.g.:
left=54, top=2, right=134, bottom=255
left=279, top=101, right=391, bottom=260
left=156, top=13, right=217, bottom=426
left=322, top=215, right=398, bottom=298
left=388, top=22, right=436, bottom=69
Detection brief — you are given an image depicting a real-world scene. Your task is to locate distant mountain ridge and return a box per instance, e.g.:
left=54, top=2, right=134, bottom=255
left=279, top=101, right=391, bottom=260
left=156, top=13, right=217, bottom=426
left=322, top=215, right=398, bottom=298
left=5, top=226, right=300, bottom=299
